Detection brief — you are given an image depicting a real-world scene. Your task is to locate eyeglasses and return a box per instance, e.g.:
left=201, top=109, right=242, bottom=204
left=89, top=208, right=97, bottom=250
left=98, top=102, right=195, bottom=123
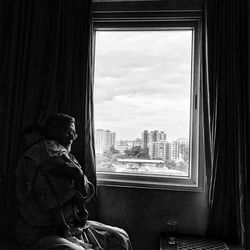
left=63, top=129, right=78, bottom=140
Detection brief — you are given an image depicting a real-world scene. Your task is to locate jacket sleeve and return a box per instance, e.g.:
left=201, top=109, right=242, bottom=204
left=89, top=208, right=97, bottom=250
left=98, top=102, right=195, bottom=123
left=82, top=175, right=95, bottom=203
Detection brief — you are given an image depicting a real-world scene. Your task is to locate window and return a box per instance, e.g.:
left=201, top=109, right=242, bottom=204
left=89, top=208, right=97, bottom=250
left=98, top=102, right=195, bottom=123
left=92, top=7, right=204, bottom=191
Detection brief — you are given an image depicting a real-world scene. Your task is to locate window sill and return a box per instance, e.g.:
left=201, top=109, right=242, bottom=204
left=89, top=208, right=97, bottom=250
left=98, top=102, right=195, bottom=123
left=97, top=172, right=205, bottom=192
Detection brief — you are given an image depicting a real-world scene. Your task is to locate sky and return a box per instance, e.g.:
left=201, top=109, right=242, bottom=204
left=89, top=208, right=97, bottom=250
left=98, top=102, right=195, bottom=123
left=93, top=30, right=192, bottom=141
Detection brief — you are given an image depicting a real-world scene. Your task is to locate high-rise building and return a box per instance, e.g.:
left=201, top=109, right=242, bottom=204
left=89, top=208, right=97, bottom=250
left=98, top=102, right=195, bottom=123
left=176, top=137, right=189, bottom=161
left=165, top=142, right=171, bottom=161
left=142, top=130, right=167, bottom=148
left=148, top=130, right=157, bottom=143
left=159, top=131, right=167, bottom=141
left=148, top=140, right=167, bottom=160
left=142, top=130, right=167, bottom=159
left=141, top=130, right=149, bottom=149
left=148, top=142, right=158, bottom=159
left=157, top=141, right=167, bottom=159
left=170, top=138, right=189, bottom=161
left=170, top=140, right=179, bottom=160
left=95, top=129, right=116, bottom=154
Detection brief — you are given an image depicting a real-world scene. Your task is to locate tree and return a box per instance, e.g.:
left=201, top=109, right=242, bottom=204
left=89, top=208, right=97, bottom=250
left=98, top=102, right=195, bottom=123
left=137, top=147, right=149, bottom=159
left=167, top=160, right=176, bottom=169
left=124, top=146, right=149, bottom=159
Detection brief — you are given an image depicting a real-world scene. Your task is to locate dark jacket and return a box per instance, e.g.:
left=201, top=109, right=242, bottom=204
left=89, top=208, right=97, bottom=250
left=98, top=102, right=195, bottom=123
left=15, top=140, right=94, bottom=248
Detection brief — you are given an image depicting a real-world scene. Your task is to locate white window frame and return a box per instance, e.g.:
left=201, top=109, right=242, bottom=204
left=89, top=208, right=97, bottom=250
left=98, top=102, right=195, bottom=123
left=92, top=6, right=204, bottom=192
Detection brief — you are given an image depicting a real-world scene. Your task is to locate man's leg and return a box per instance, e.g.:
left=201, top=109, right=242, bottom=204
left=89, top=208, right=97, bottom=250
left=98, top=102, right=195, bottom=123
left=85, top=220, right=133, bottom=250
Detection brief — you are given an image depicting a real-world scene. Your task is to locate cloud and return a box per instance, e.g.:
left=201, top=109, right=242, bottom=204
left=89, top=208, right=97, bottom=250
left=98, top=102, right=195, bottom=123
left=94, top=30, right=192, bottom=140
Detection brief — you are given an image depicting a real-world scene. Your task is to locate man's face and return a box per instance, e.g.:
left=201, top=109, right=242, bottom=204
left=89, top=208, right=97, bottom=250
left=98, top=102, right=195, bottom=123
left=60, top=122, right=77, bottom=152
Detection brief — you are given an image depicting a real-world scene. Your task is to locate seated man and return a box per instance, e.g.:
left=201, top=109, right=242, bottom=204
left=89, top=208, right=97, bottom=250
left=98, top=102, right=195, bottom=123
left=15, top=114, right=133, bottom=250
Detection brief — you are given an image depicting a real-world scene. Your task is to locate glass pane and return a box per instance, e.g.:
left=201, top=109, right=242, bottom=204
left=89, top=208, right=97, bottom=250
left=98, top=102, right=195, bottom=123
left=94, top=30, right=192, bottom=176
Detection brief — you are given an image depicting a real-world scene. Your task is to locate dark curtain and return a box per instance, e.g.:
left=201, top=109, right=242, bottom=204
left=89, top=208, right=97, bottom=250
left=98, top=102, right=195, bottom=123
left=0, top=0, right=97, bottom=241
left=203, top=0, right=249, bottom=247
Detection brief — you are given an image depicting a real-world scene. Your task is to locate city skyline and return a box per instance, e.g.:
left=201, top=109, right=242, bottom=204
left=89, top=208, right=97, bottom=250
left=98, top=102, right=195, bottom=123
left=95, top=128, right=189, bottom=163
left=95, top=128, right=188, bottom=143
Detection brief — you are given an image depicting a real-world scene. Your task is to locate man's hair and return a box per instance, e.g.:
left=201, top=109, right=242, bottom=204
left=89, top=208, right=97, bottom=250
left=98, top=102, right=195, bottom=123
left=43, top=113, right=75, bottom=141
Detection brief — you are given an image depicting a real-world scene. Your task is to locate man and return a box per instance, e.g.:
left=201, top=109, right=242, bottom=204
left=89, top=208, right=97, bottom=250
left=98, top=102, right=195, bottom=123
left=15, top=114, right=133, bottom=250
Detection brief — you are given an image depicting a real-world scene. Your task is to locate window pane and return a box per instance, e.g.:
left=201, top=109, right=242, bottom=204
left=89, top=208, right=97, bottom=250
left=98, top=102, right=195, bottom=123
left=94, top=30, right=192, bottom=177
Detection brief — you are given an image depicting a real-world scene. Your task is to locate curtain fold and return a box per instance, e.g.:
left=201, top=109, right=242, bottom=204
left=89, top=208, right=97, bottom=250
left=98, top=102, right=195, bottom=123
left=0, top=0, right=97, bottom=240
left=203, top=0, right=249, bottom=246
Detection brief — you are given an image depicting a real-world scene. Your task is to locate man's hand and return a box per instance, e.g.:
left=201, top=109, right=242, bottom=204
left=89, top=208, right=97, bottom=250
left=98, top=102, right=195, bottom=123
left=66, top=236, right=94, bottom=249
